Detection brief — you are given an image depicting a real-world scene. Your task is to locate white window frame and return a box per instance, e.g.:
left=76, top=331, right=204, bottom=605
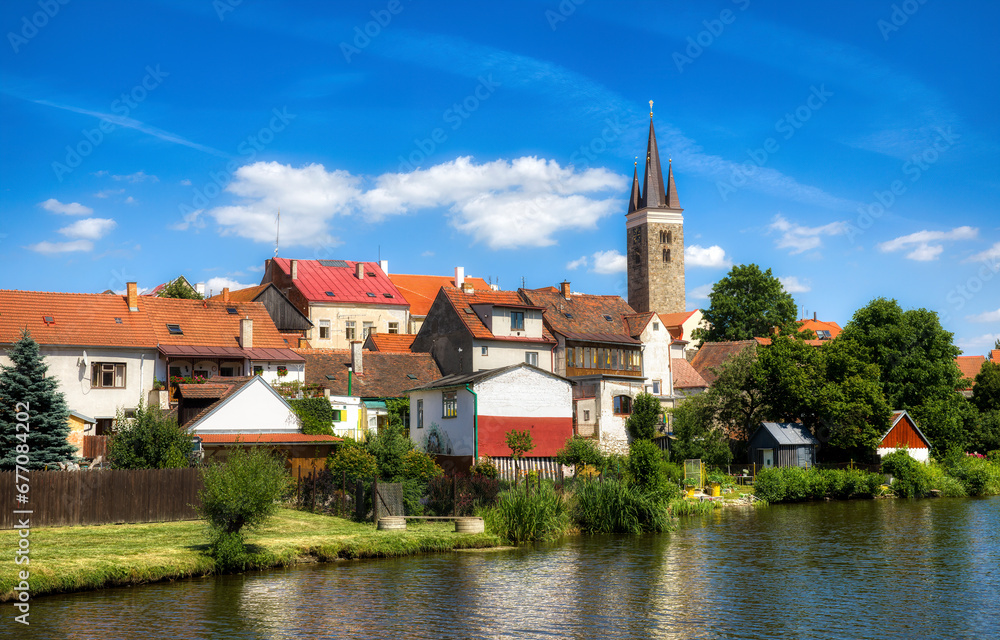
left=525, top=352, right=538, bottom=367
left=91, top=362, right=126, bottom=389
left=319, top=319, right=331, bottom=340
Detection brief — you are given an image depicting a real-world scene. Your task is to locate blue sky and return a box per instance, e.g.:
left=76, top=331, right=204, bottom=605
left=1, top=0, right=998, bottom=354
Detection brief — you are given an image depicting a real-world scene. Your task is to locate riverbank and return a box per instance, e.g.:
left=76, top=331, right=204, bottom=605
left=0, top=509, right=500, bottom=602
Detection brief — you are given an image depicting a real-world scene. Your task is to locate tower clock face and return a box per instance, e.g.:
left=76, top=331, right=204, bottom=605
left=629, top=227, right=642, bottom=263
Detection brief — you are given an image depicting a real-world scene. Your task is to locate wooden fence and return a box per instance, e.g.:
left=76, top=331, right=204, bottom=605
left=492, top=457, right=568, bottom=482
left=0, top=468, right=203, bottom=528
left=82, top=435, right=108, bottom=460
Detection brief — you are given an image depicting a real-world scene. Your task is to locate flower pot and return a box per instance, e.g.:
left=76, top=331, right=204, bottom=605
left=686, top=488, right=696, bottom=498
left=709, top=483, right=721, bottom=497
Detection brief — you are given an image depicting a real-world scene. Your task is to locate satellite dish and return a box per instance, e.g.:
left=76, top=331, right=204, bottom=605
left=82, top=351, right=90, bottom=368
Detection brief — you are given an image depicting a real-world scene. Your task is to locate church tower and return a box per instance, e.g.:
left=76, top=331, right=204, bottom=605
left=626, top=102, right=685, bottom=314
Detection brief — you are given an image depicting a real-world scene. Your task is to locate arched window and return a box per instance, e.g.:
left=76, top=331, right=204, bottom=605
left=613, top=395, right=632, bottom=415
left=666, top=231, right=672, bottom=244
left=663, top=248, right=671, bottom=263
left=659, top=230, right=666, bottom=243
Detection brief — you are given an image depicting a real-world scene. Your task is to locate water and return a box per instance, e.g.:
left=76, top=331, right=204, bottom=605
left=20, top=497, right=1000, bottom=639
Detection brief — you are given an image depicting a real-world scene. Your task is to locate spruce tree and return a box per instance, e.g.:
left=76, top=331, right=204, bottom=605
left=0, top=330, right=76, bottom=469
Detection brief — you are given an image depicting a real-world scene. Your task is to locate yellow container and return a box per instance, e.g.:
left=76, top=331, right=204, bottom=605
left=710, top=483, right=721, bottom=497
left=686, top=488, right=696, bottom=498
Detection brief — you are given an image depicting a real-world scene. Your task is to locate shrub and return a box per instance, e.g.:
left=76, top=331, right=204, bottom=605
left=882, top=450, right=930, bottom=498
left=426, top=474, right=503, bottom=516
left=924, top=464, right=967, bottom=498
left=625, top=392, right=662, bottom=440
left=107, top=402, right=193, bottom=469
left=662, top=461, right=684, bottom=485
left=555, top=436, right=604, bottom=470
left=365, top=423, right=413, bottom=481
left=753, top=468, right=786, bottom=503
left=288, top=398, right=334, bottom=436
left=327, top=442, right=378, bottom=485
left=471, top=456, right=499, bottom=478
left=401, top=449, right=443, bottom=481
left=946, top=455, right=1000, bottom=496
left=482, top=484, right=568, bottom=544
left=572, top=479, right=671, bottom=534
left=627, top=439, right=667, bottom=491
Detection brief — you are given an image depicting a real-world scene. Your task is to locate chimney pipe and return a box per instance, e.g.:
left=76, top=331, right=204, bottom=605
left=356, top=262, right=364, bottom=280
left=379, top=259, right=388, bottom=275
left=813, top=311, right=817, bottom=322
left=126, top=282, right=138, bottom=312
left=351, top=340, right=363, bottom=375
left=455, top=266, right=465, bottom=288
left=222, top=287, right=230, bottom=302
left=560, top=281, right=571, bottom=300
left=290, top=259, right=298, bottom=280
left=240, top=317, right=253, bottom=350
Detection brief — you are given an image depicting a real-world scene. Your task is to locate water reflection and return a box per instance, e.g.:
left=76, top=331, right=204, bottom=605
left=20, top=497, right=1000, bottom=639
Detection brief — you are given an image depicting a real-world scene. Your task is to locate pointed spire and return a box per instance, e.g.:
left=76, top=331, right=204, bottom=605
left=628, top=159, right=640, bottom=214
left=639, top=105, right=667, bottom=209
left=665, top=159, right=680, bottom=209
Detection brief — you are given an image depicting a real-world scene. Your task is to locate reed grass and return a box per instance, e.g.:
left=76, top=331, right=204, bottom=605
left=480, top=484, right=569, bottom=544
left=571, top=479, right=671, bottom=534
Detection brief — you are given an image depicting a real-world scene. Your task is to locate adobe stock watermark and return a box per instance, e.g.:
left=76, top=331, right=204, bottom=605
left=340, top=0, right=408, bottom=63
left=943, top=254, right=999, bottom=320
left=396, top=75, right=500, bottom=172
left=545, top=0, right=585, bottom=31
left=569, top=115, right=625, bottom=170
left=177, top=107, right=295, bottom=220
left=846, top=127, right=958, bottom=242
left=213, top=0, right=243, bottom=21
left=673, top=0, right=750, bottom=73
left=7, top=0, right=71, bottom=53
left=877, top=0, right=929, bottom=41
left=51, top=65, right=169, bottom=182
left=717, top=84, right=833, bottom=201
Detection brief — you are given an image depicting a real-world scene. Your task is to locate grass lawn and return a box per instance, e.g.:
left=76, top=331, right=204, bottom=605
left=1, top=509, right=499, bottom=602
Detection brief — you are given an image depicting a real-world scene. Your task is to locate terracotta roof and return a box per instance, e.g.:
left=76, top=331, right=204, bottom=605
left=365, top=333, right=416, bottom=352
left=672, top=358, right=708, bottom=389
left=754, top=337, right=825, bottom=347
left=0, top=289, right=157, bottom=348
left=624, top=312, right=655, bottom=337
left=271, top=258, right=406, bottom=306
left=991, top=350, right=1000, bottom=362
left=389, top=273, right=490, bottom=317
left=440, top=287, right=555, bottom=344
left=690, top=340, right=757, bottom=385
left=659, top=311, right=696, bottom=328
left=956, top=355, right=986, bottom=388
left=197, top=433, right=341, bottom=444
left=208, top=283, right=269, bottom=302
left=798, top=319, right=842, bottom=340
left=520, top=287, right=639, bottom=345
left=180, top=377, right=255, bottom=426
left=177, top=383, right=232, bottom=399
left=142, top=297, right=288, bottom=349
left=295, top=349, right=442, bottom=398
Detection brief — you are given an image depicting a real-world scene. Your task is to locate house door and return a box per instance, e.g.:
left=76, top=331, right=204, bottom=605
left=762, top=449, right=774, bottom=468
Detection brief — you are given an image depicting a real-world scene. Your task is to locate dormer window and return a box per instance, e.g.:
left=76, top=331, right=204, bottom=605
left=366, top=292, right=376, bottom=298
left=383, top=293, right=393, bottom=298
left=510, top=311, right=525, bottom=331
left=325, top=291, right=336, bottom=297
left=166, top=324, right=183, bottom=335
left=816, top=330, right=832, bottom=340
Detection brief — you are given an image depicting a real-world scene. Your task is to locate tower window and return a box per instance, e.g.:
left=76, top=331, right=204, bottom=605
left=663, top=248, right=671, bottom=263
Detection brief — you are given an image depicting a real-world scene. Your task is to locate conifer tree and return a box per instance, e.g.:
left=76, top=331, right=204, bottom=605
left=0, top=330, right=76, bottom=469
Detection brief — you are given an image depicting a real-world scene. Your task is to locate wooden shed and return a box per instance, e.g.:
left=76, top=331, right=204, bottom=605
left=877, top=410, right=931, bottom=462
left=748, top=422, right=819, bottom=469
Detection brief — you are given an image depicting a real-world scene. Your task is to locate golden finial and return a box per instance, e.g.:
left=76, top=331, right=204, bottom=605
left=649, top=99, right=654, bottom=118
left=634, top=156, right=638, bottom=166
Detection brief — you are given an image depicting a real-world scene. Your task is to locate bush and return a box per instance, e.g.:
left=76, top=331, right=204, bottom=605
left=925, top=464, right=967, bottom=497
left=946, top=455, right=1000, bottom=496
left=662, top=461, right=684, bottom=485
left=625, top=392, right=662, bottom=440
left=401, top=449, right=444, bottom=481
left=471, top=456, right=499, bottom=478
left=555, top=436, right=604, bottom=470
left=365, top=423, right=413, bottom=481
left=426, top=474, right=504, bottom=516
left=752, top=468, right=786, bottom=503
left=482, top=484, right=568, bottom=544
left=289, top=398, right=334, bottom=436
left=327, top=441, right=378, bottom=485
left=107, top=402, right=193, bottom=469
left=753, top=466, right=881, bottom=503
left=572, top=479, right=671, bottom=534
left=882, top=450, right=930, bottom=498
left=627, top=439, right=668, bottom=491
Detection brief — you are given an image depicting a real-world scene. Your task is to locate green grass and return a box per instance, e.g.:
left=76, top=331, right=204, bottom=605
left=0, top=509, right=499, bottom=602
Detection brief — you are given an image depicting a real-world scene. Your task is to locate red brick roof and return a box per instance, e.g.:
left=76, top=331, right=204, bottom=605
left=389, top=273, right=491, bottom=317
left=295, top=349, right=442, bottom=397
left=690, top=340, right=757, bottom=385
left=440, top=287, right=555, bottom=344
left=0, top=290, right=158, bottom=348
left=365, top=333, right=416, bottom=352
left=271, top=258, right=406, bottom=306
left=956, top=355, right=986, bottom=389
left=672, top=358, right=708, bottom=389
left=520, top=287, right=639, bottom=345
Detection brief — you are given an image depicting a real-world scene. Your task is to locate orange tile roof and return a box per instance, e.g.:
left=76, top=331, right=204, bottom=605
left=440, top=287, right=555, bottom=344
left=366, top=333, right=416, bottom=352
left=672, top=358, right=708, bottom=389
left=208, top=283, right=269, bottom=302
left=142, top=297, right=288, bottom=349
left=991, top=350, right=1000, bottom=362
left=0, top=289, right=157, bottom=348
left=623, top=312, right=655, bottom=337
left=389, top=273, right=491, bottom=317
left=956, top=355, right=986, bottom=388
left=659, top=311, right=696, bottom=328
left=520, top=287, right=638, bottom=345
left=798, top=318, right=842, bottom=340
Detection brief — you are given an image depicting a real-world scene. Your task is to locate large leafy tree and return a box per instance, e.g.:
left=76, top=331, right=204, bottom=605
left=971, top=360, right=1000, bottom=414
left=158, top=278, right=203, bottom=300
left=625, top=392, right=663, bottom=440
left=669, top=392, right=732, bottom=465
left=0, top=330, right=76, bottom=469
left=709, top=346, right=768, bottom=457
left=693, top=264, right=798, bottom=342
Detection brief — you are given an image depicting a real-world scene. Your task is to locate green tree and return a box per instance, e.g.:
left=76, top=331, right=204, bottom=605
left=506, top=428, right=535, bottom=481
left=0, top=330, right=75, bottom=469
left=107, top=402, right=194, bottom=469
left=668, top=393, right=732, bottom=465
left=555, top=436, right=604, bottom=471
left=972, top=361, right=1000, bottom=414
left=625, top=392, right=662, bottom=440
left=158, top=278, right=203, bottom=299
left=709, top=346, right=768, bottom=456
left=327, top=439, right=378, bottom=484
left=627, top=439, right=668, bottom=492
left=693, top=264, right=798, bottom=342
left=365, top=422, right=413, bottom=480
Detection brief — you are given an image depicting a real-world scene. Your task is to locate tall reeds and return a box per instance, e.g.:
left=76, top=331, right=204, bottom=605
left=571, top=479, right=671, bottom=534
left=481, top=483, right=568, bottom=544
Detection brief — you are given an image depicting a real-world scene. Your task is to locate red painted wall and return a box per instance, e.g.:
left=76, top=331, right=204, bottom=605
left=478, top=416, right=574, bottom=457
left=882, top=415, right=929, bottom=449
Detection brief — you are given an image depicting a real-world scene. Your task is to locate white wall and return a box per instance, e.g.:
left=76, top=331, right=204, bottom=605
left=472, top=339, right=551, bottom=372
left=640, top=319, right=672, bottom=396
left=597, top=379, right=647, bottom=455
left=409, top=387, right=475, bottom=456
left=878, top=447, right=930, bottom=463
left=476, top=306, right=544, bottom=339
left=307, top=302, right=409, bottom=349
left=475, top=367, right=571, bottom=418
left=328, top=395, right=365, bottom=439
left=0, top=346, right=157, bottom=419
left=189, top=377, right=300, bottom=433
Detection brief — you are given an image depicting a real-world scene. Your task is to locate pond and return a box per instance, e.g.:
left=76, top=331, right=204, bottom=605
left=21, top=497, right=1000, bottom=639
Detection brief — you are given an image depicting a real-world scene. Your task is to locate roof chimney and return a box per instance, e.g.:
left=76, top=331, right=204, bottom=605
left=813, top=311, right=817, bottom=322
left=379, top=259, right=389, bottom=275
left=222, top=287, right=230, bottom=302
left=290, top=259, right=298, bottom=280
left=350, top=340, right=363, bottom=375
left=240, top=317, right=253, bottom=350
left=356, top=262, right=364, bottom=280
left=560, top=281, right=571, bottom=300
left=455, top=266, right=465, bottom=288
left=126, top=282, right=138, bottom=312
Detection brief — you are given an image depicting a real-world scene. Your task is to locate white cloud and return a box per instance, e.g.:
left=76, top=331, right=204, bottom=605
left=689, top=283, right=714, bottom=300
left=111, top=171, right=158, bottom=183
left=179, top=179, right=192, bottom=186
left=769, top=214, right=847, bottom=254
left=94, top=188, right=124, bottom=199
left=956, top=333, right=1000, bottom=356
left=124, top=196, right=137, bottom=205
left=877, top=226, right=978, bottom=261
left=965, top=241, right=1000, bottom=264
left=39, top=198, right=92, bottom=215
left=421, top=250, right=435, bottom=257
left=779, top=276, right=811, bottom=293
left=685, top=244, right=732, bottom=268
left=967, top=308, right=1000, bottom=323
left=590, top=250, right=626, bottom=274
left=203, top=276, right=255, bottom=295
left=566, top=256, right=588, bottom=270
left=27, top=239, right=94, bottom=254
left=57, top=218, right=116, bottom=240
left=171, top=208, right=205, bottom=231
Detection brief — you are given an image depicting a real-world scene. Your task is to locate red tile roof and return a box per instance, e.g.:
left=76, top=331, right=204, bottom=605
left=177, top=383, right=232, bottom=399
left=659, top=311, right=696, bottom=328
left=690, top=340, right=757, bottom=385
left=142, top=297, right=288, bottom=349
left=440, top=287, right=555, bottom=344
left=798, top=319, right=842, bottom=340
left=991, top=350, right=1000, bottom=362
left=520, top=288, right=639, bottom=345
left=0, top=290, right=158, bottom=348
left=672, top=358, right=708, bottom=389
left=956, top=355, right=986, bottom=388
left=271, top=258, right=406, bottom=306
left=365, top=333, right=416, bottom=352
left=295, top=349, right=442, bottom=397
left=624, top=312, right=655, bottom=337
left=389, top=273, right=491, bottom=317
left=197, top=433, right=341, bottom=444
left=208, top=283, right=269, bottom=302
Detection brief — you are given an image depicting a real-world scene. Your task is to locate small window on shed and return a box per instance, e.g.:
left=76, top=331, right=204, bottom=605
left=166, top=324, right=183, bottom=335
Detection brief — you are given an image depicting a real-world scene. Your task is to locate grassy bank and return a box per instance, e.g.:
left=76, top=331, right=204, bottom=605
left=0, top=509, right=499, bottom=602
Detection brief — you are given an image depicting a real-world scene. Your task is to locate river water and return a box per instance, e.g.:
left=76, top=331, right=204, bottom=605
left=21, top=497, right=1000, bottom=639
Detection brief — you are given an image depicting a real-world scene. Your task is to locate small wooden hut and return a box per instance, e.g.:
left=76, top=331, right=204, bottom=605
left=748, top=422, right=819, bottom=469
left=877, top=410, right=932, bottom=462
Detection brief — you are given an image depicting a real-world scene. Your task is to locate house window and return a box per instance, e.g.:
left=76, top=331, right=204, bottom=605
left=481, top=346, right=488, bottom=356
left=652, top=380, right=661, bottom=395
left=583, top=410, right=591, bottom=422
left=525, top=352, right=538, bottom=366
left=253, top=365, right=263, bottom=376
left=613, top=395, right=632, bottom=415
left=417, top=399, right=424, bottom=429
left=584, top=347, right=591, bottom=368
left=510, top=311, right=525, bottom=331
left=332, top=410, right=343, bottom=422
left=91, top=363, right=126, bottom=388
left=345, top=321, right=356, bottom=341
left=663, top=248, right=671, bottom=263
left=388, top=322, right=399, bottom=334
left=220, top=366, right=237, bottom=377
left=363, top=321, right=374, bottom=338
left=443, top=391, right=457, bottom=418
left=816, top=330, right=831, bottom=340
left=653, top=322, right=659, bottom=331
left=319, top=320, right=330, bottom=340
